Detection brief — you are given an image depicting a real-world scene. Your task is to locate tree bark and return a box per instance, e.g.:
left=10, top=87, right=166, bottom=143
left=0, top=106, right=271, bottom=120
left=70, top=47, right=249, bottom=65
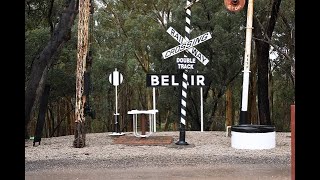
left=33, top=85, right=50, bottom=145
left=225, top=84, right=233, bottom=127
left=46, top=108, right=51, bottom=137
left=248, top=46, right=258, bottom=124
left=74, top=0, right=91, bottom=148
left=25, top=0, right=79, bottom=138
left=189, top=91, right=200, bottom=131
left=164, top=109, right=171, bottom=131
left=56, top=99, right=61, bottom=136
left=253, top=0, right=281, bottom=125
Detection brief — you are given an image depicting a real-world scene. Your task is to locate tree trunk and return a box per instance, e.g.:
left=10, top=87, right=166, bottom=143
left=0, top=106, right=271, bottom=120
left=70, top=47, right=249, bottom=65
left=68, top=97, right=75, bottom=135
left=164, top=110, right=171, bottom=131
left=25, top=0, right=79, bottom=138
left=225, top=84, right=233, bottom=127
left=189, top=91, right=200, bottom=131
left=56, top=99, right=61, bottom=136
left=173, top=121, right=177, bottom=131
left=61, top=98, right=67, bottom=136
left=254, top=25, right=271, bottom=125
left=46, top=108, right=51, bottom=137
left=33, top=85, right=50, bottom=145
left=248, top=46, right=258, bottom=124
left=74, top=0, right=91, bottom=148
left=126, top=86, right=133, bottom=132
left=253, top=0, right=281, bottom=125
left=49, top=107, right=55, bottom=137
left=269, top=64, right=274, bottom=124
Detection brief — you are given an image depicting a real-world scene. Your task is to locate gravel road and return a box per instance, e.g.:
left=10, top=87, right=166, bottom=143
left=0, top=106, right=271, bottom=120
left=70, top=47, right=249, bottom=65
left=25, top=131, right=292, bottom=180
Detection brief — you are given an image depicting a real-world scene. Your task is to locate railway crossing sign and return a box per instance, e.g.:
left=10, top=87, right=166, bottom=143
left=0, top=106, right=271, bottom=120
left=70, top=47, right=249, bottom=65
left=161, top=0, right=211, bottom=145
left=162, top=26, right=212, bottom=66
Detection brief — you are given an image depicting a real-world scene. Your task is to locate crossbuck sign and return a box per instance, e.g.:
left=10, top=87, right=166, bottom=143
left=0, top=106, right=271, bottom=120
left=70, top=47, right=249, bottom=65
left=162, top=26, right=212, bottom=66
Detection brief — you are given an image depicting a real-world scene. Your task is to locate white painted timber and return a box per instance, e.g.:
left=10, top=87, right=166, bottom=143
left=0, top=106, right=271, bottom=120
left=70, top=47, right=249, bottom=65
left=165, top=26, right=210, bottom=65
left=162, top=30, right=211, bottom=60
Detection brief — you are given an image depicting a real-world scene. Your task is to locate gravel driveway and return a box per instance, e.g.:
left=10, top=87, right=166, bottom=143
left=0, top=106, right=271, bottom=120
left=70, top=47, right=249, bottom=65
left=25, top=131, right=292, bottom=180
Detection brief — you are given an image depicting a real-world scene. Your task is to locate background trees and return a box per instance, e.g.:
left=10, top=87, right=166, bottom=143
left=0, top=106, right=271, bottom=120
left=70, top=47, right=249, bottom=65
left=25, top=0, right=295, bottom=138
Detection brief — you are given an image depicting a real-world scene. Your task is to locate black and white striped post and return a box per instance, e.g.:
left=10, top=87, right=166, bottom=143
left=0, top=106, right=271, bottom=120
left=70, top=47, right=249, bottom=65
left=161, top=0, right=210, bottom=145
left=176, top=0, right=193, bottom=145
left=108, top=68, right=125, bottom=136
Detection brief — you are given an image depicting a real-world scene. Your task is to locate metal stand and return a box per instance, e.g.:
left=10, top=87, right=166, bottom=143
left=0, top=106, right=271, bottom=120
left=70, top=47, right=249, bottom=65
left=109, top=70, right=125, bottom=136
left=109, top=113, right=125, bottom=136
left=128, top=109, right=158, bottom=138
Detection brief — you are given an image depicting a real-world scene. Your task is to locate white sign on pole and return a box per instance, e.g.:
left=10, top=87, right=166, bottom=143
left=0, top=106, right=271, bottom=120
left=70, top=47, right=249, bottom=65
left=165, top=26, right=210, bottom=65
left=109, top=68, right=123, bottom=86
left=108, top=68, right=125, bottom=136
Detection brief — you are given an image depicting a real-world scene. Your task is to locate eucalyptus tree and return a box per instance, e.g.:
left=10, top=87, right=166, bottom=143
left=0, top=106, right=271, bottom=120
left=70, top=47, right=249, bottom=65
left=92, top=0, right=181, bottom=130
left=251, top=0, right=282, bottom=125
left=265, top=0, right=295, bottom=130
left=25, top=0, right=79, bottom=138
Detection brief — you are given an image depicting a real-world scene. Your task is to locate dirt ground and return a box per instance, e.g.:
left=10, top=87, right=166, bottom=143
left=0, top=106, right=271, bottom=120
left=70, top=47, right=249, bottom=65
left=25, top=164, right=290, bottom=180
left=25, top=131, right=292, bottom=180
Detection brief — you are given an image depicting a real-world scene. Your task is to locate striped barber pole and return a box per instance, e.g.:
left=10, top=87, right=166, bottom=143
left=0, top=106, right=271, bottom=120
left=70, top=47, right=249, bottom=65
left=176, top=0, right=192, bottom=145
left=180, top=73, right=188, bottom=126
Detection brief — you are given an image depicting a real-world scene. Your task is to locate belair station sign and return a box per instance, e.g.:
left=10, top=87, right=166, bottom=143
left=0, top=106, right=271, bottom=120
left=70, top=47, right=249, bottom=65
left=146, top=74, right=209, bottom=87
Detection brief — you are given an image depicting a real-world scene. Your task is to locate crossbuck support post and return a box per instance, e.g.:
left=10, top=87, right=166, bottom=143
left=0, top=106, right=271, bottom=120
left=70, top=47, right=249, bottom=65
left=176, top=0, right=193, bottom=145
left=160, top=0, right=209, bottom=144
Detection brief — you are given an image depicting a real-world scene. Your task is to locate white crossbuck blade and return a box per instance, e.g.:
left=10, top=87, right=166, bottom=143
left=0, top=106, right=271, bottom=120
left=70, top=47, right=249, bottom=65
left=162, top=26, right=211, bottom=65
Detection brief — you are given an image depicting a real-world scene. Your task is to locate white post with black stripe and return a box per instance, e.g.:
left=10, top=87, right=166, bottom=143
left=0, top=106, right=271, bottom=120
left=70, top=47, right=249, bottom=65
left=239, top=0, right=254, bottom=124
left=109, top=68, right=125, bottom=136
left=176, top=0, right=193, bottom=145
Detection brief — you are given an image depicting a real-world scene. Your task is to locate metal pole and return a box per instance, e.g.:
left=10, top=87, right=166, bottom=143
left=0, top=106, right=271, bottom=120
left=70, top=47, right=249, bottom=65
left=291, top=104, right=295, bottom=180
left=115, top=81, right=118, bottom=115
left=176, top=0, right=192, bottom=145
left=200, top=87, right=203, bottom=132
left=198, top=67, right=204, bottom=132
left=114, top=82, right=120, bottom=133
left=114, top=68, right=120, bottom=133
left=239, top=0, right=254, bottom=124
left=109, top=68, right=124, bottom=136
left=153, top=87, right=157, bottom=132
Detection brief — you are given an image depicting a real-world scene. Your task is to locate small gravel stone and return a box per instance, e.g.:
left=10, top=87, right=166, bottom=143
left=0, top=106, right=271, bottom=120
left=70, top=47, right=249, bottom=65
left=25, top=131, right=291, bottom=172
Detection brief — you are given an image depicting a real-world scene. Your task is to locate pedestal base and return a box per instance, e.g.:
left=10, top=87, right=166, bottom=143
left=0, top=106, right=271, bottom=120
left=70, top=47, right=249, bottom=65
left=231, top=125, right=276, bottom=149
left=109, top=132, right=125, bottom=136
